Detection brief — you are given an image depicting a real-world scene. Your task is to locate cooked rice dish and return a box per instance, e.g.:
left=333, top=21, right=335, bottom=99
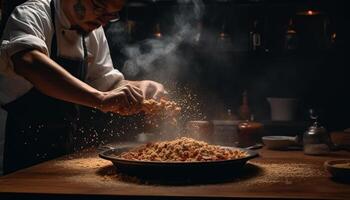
left=119, top=137, right=248, bottom=162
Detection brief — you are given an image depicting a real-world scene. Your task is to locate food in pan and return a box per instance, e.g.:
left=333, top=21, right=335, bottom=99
left=119, top=137, right=248, bottom=162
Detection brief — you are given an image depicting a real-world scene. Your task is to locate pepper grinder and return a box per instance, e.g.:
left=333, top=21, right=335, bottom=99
left=303, top=109, right=332, bottom=155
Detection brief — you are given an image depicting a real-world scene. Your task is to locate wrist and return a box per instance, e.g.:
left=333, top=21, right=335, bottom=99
left=92, top=91, right=107, bottom=111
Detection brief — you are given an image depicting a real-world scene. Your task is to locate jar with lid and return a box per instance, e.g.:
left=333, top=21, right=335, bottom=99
left=303, top=109, right=332, bottom=155
left=237, top=116, right=264, bottom=148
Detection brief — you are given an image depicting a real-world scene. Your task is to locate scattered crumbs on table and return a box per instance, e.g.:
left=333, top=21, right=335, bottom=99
left=242, top=161, right=327, bottom=186
left=53, top=157, right=327, bottom=187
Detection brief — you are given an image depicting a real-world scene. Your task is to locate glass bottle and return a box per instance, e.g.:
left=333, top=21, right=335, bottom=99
left=250, top=20, right=262, bottom=52
left=285, top=18, right=298, bottom=51
left=153, top=23, right=162, bottom=38
left=238, top=90, right=251, bottom=121
left=303, top=109, right=332, bottom=155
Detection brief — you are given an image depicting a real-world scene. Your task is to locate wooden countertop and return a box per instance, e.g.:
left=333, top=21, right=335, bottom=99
left=0, top=146, right=349, bottom=200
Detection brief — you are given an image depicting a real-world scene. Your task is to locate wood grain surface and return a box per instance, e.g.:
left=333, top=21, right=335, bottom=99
left=0, top=146, right=349, bottom=200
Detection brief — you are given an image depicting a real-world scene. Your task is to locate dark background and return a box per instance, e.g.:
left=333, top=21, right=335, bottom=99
left=106, top=0, right=349, bottom=131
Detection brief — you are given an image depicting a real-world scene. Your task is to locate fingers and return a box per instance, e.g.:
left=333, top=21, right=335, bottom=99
left=115, top=84, right=144, bottom=115
left=120, top=84, right=143, bottom=102
left=140, top=81, right=165, bottom=100
left=152, top=84, right=165, bottom=100
left=122, top=85, right=139, bottom=105
left=129, top=85, right=144, bottom=102
left=103, top=80, right=168, bottom=116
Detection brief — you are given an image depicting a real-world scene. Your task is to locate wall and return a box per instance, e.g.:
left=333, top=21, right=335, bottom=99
left=105, top=0, right=349, bottom=131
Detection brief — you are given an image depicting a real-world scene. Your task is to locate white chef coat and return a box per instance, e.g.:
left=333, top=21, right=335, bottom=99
left=0, top=0, right=124, bottom=175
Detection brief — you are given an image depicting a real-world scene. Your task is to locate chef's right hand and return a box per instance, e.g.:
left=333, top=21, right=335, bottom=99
left=98, top=83, right=144, bottom=115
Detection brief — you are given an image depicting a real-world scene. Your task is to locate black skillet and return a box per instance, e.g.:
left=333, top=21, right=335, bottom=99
left=99, top=145, right=259, bottom=180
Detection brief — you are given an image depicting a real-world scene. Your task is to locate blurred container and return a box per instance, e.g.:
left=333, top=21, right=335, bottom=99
left=267, top=97, right=298, bottom=121
left=331, top=131, right=350, bottom=147
left=303, top=123, right=332, bottom=155
left=262, top=136, right=299, bottom=150
left=238, top=120, right=264, bottom=148
left=324, top=159, right=350, bottom=180
left=185, top=120, right=213, bottom=143
left=303, top=109, right=332, bottom=155
left=212, top=120, right=239, bottom=146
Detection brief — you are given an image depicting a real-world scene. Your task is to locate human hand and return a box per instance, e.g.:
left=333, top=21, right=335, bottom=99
left=99, top=82, right=144, bottom=115
left=136, top=80, right=166, bottom=100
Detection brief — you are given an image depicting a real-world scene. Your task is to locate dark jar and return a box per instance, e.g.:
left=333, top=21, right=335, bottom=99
left=237, top=121, right=264, bottom=148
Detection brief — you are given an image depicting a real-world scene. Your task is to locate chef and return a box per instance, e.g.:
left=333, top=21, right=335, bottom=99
left=0, top=0, right=165, bottom=175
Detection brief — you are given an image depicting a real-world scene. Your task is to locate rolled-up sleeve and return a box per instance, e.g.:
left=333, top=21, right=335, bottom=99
left=86, top=27, right=124, bottom=92
left=0, top=4, right=51, bottom=75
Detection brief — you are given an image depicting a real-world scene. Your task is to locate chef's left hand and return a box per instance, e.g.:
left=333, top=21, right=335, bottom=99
left=136, top=80, right=166, bottom=100
left=117, top=80, right=166, bottom=100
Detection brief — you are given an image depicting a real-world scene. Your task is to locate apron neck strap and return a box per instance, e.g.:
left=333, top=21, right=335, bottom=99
left=49, top=0, right=88, bottom=81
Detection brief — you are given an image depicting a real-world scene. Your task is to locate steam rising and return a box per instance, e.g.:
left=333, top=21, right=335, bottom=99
left=121, top=0, right=205, bottom=80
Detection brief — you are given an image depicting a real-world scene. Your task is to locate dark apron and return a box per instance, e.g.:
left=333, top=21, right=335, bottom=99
left=2, top=1, right=88, bottom=174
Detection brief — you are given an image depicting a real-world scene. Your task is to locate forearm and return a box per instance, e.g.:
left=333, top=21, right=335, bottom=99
left=11, top=49, right=105, bottom=109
